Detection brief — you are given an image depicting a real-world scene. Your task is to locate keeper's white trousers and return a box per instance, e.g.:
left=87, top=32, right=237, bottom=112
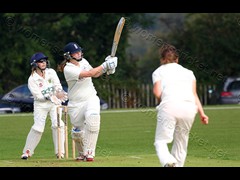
left=23, top=102, right=65, bottom=156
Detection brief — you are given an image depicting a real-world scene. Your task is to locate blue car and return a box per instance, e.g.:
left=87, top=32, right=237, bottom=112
left=0, top=100, right=21, bottom=114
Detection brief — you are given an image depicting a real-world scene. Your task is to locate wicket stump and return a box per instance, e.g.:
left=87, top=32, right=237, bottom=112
left=57, top=106, right=62, bottom=159
left=57, top=105, right=76, bottom=159
left=72, top=135, right=76, bottom=159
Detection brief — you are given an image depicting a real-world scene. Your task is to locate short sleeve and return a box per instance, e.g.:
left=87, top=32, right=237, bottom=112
left=152, top=69, right=161, bottom=84
left=190, top=70, right=196, bottom=81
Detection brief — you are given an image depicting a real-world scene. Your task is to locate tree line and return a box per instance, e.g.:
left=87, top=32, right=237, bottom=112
left=1, top=13, right=240, bottom=99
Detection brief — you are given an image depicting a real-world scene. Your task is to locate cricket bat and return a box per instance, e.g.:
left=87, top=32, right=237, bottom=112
left=111, top=17, right=125, bottom=57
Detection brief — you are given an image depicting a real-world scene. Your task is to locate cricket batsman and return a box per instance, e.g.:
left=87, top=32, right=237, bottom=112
left=58, top=42, right=117, bottom=161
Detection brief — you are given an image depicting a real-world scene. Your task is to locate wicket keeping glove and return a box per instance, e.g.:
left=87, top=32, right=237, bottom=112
left=49, top=95, right=62, bottom=105
left=55, top=89, right=68, bottom=103
left=43, top=91, right=62, bottom=105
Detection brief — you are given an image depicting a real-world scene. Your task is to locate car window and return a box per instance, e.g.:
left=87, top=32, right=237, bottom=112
left=227, top=81, right=240, bottom=91
left=10, top=85, right=25, bottom=98
left=10, top=85, right=32, bottom=98
left=22, top=85, right=32, bottom=98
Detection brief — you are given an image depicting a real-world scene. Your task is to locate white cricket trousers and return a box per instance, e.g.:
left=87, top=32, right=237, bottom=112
left=67, top=95, right=101, bottom=157
left=154, top=101, right=197, bottom=167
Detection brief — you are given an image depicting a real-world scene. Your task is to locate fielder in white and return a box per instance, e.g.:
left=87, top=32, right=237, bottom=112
left=152, top=44, right=209, bottom=167
left=58, top=42, right=117, bottom=161
left=21, top=52, right=68, bottom=160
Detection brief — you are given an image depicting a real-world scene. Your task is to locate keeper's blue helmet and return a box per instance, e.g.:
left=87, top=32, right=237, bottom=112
left=30, top=52, right=48, bottom=67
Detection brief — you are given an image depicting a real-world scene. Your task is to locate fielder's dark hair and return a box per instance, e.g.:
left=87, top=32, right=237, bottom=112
left=160, top=44, right=179, bottom=65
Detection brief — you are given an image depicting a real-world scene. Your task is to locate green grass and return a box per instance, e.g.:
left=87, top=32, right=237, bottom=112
left=0, top=105, right=240, bottom=167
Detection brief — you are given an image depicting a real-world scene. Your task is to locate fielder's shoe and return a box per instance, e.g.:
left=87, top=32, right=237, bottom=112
left=56, top=153, right=64, bottom=159
left=86, top=154, right=94, bottom=162
left=76, top=155, right=85, bottom=161
left=164, top=163, right=176, bottom=167
left=21, top=149, right=31, bottom=160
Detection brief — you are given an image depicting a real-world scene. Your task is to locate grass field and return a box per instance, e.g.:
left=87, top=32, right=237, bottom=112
left=0, top=105, right=240, bottom=167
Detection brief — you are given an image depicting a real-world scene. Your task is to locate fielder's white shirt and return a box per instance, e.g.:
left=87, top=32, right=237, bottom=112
left=28, top=68, right=63, bottom=105
left=152, top=63, right=196, bottom=106
left=63, top=58, right=97, bottom=104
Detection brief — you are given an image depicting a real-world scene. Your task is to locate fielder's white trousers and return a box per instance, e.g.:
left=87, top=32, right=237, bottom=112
left=154, top=101, right=197, bottom=167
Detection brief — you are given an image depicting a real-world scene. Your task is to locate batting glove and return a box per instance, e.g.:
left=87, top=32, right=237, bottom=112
left=107, top=68, right=116, bottom=75
left=101, top=56, right=118, bottom=73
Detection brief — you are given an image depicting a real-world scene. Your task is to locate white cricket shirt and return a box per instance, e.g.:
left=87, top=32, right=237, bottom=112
left=152, top=63, right=196, bottom=106
left=64, top=58, right=97, bottom=103
left=28, top=68, right=62, bottom=102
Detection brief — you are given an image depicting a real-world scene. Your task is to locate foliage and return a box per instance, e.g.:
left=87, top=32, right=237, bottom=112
left=136, top=13, right=240, bottom=86
left=170, top=13, right=240, bottom=85
left=131, top=13, right=186, bottom=83
left=0, top=13, right=153, bottom=95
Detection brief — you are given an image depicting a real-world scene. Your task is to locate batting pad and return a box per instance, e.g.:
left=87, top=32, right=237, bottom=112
left=71, top=128, right=85, bottom=156
left=71, top=128, right=84, bottom=141
left=83, top=115, right=100, bottom=156
left=75, top=139, right=84, bottom=156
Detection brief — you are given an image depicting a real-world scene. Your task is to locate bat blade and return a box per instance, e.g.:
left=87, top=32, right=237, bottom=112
left=111, top=17, right=125, bottom=57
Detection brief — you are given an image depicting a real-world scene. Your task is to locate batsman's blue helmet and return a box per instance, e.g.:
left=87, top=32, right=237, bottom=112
left=30, top=52, right=48, bottom=67
left=63, top=42, right=83, bottom=55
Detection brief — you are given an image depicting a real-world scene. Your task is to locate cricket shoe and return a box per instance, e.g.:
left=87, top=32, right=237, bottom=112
left=56, top=153, right=64, bottom=159
left=164, top=163, right=176, bottom=167
left=21, top=149, right=31, bottom=160
left=76, top=155, right=85, bottom=161
left=86, top=154, right=94, bottom=162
